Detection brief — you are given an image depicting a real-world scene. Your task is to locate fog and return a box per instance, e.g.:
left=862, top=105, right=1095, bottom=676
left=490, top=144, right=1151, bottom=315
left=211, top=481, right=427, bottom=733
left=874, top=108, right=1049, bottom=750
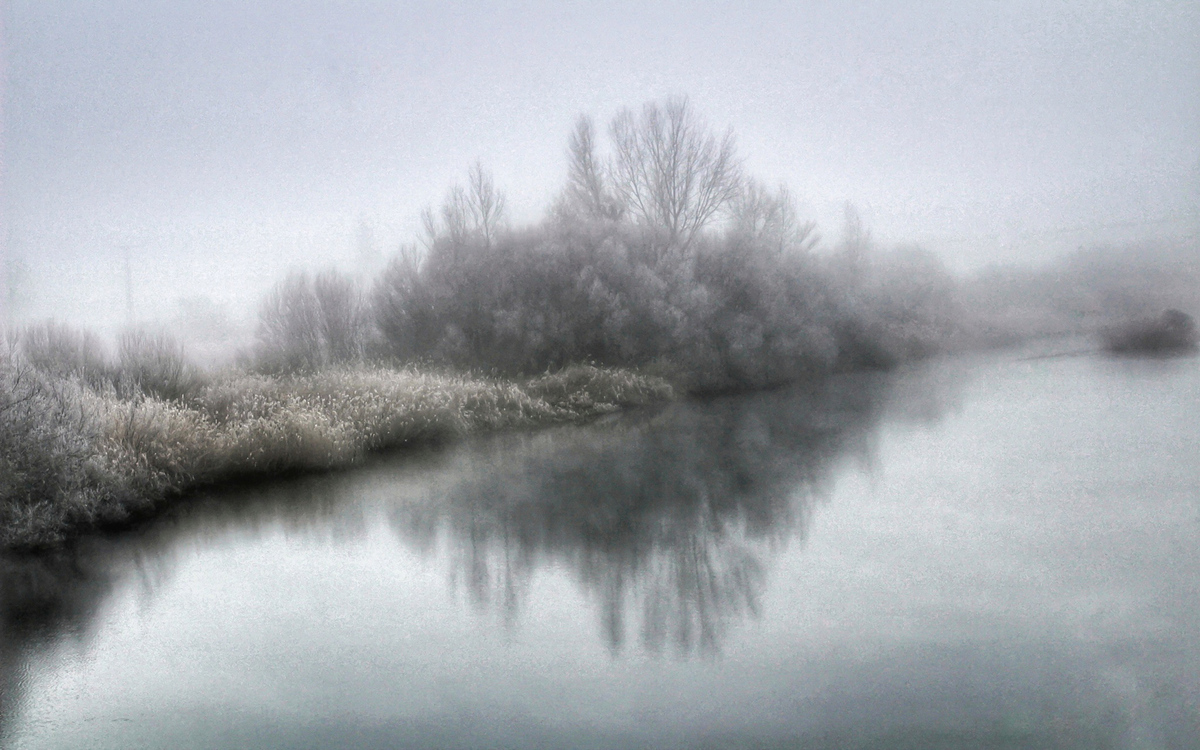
left=3, top=7, right=1200, bottom=744
left=3, top=1, right=1199, bottom=341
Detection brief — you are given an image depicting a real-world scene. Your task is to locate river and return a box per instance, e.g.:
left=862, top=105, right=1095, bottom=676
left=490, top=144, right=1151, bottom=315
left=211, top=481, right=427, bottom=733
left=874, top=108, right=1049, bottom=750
left=2, top=348, right=1198, bottom=749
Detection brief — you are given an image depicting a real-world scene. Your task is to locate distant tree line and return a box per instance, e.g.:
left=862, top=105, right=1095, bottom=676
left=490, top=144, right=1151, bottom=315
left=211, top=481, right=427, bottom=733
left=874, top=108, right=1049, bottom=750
left=253, top=98, right=964, bottom=391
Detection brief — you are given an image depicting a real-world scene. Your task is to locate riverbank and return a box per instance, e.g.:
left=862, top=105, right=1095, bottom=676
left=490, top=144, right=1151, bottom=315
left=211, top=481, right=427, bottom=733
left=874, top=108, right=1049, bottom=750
left=0, top=360, right=674, bottom=549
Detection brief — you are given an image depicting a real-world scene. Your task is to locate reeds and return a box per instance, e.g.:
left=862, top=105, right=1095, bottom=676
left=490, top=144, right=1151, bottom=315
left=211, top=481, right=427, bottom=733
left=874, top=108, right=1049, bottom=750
left=1, top=338, right=674, bottom=549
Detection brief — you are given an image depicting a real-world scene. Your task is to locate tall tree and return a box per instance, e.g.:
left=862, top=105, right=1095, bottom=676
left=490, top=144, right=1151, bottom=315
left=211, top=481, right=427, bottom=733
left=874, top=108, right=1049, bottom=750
left=558, top=116, right=623, bottom=222
left=466, top=160, right=506, bottom=245
left=834, top=201, right=871, bottom=287
left=608, top=97, right=743, bottom=248
left=421, top=161, right=508, bottom=249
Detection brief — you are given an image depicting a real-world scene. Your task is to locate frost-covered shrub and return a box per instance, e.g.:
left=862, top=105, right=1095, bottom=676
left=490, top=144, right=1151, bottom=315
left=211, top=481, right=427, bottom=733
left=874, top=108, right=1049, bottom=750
left=16, top=321, right=115, bottom=390
left=117, top=328, right=206, bottom=401
left=256, top=269, right=370, bottom=373
left=373, top=218, right=840, bottom=391
left=825, top=245, right=962, bottom=370
left=3, top=355, right=674, bottom=549
left=0, top=361, right=103, bottom=545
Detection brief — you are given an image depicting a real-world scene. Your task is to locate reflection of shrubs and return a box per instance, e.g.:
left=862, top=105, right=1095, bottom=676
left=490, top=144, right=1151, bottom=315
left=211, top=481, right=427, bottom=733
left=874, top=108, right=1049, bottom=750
left=0, top=344, right=675, bottom=548
left=1102, top=309, right=1198, bottom=354
left=396, top=373, right=892, bottom=654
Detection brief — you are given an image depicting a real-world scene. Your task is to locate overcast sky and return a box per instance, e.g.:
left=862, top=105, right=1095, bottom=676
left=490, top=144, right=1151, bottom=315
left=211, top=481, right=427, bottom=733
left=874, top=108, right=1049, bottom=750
left=3, top=0, right=1199, bottom=328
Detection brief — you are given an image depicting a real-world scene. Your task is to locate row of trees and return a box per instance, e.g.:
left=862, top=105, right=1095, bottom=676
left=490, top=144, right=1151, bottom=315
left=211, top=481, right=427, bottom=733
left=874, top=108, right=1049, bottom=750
left=256, top=98, right=962, bottom=390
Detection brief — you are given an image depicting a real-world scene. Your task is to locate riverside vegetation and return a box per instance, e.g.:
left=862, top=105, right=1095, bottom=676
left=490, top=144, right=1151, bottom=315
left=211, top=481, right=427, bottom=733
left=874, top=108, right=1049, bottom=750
left=0, top=325, right=671, bottom=548
left=3, top=98, right=1196, bottom=549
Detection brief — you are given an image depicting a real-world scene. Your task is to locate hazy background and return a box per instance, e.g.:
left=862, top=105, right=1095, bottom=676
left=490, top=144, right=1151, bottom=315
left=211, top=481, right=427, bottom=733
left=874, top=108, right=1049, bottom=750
left=3, top=0, right=1199, bottom=337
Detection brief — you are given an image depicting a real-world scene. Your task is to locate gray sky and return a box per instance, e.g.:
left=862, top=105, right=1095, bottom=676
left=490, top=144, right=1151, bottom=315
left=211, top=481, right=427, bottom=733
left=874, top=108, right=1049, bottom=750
left=4, top=0, right=1199, bottom=329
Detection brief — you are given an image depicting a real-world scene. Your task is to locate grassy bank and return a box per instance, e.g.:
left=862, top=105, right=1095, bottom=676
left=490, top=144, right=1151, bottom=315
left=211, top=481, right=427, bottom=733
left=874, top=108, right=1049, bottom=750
left=0, top=354, right=673, bottom=549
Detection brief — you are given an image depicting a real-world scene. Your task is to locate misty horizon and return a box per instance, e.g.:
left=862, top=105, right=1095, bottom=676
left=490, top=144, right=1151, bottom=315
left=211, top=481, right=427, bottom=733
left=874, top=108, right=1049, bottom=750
left=3, top=6, right=1200, bottom=746
left=4, top=1, right=1199, bottom=335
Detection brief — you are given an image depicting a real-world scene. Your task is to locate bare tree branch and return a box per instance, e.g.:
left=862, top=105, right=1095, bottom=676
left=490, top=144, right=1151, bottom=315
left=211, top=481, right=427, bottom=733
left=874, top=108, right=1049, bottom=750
left=609, top=97, right=743, bottom=249
left=559, top=116, right=623, bottom=222
left=730, top=180, right=820, bottom=255
left=468, top=161, right=506, bottom=245
left=422, top=162, right=508, bottom=249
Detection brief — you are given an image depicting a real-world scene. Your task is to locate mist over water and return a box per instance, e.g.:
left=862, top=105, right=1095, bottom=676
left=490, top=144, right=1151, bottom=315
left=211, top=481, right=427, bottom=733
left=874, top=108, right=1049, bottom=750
left=3, top=4, right=1200, bottom=748
left=1, top=350, right=1197, bottom=747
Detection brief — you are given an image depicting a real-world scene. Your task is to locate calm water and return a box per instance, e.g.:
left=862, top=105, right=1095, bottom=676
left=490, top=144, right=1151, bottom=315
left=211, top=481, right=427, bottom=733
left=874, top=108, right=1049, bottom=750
left=2, top=349, right=1198, bottom=749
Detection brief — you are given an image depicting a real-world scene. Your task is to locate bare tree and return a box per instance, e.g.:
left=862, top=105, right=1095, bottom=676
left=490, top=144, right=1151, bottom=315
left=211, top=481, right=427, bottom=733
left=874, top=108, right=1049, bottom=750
left=422, top=187, right=470, bottom=248
left=2, top=257, right=31, bottom=326
left=373, top=243, right=424, bottom=357
left=0, top=257, right=8, bottom=330
left=257, top=273, right=322, bottom=371
left=422, top=161, right=508, bottom=248
left=313, top=269, right=367, bottom=363
left=354, top=218, right=381, bottom=273
left=466, top=161, right=506, bottom=244
left=557, top=115, right=623, bottom=222
left=257, top=269, right=366, bottom=371
left=116, top=327, right=202, bottom=401
left=608, top=97, right=742, bottom=247
left=834, top=201, right=871, bottom=286
left=730, top=180, right=819, bottom=255
left=16, top=321, right=112, bottom=388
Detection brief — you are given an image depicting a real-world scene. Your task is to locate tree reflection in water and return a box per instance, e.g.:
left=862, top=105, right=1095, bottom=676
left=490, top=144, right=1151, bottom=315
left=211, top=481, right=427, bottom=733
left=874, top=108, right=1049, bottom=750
left=0, top=366, right=960, bottom=738
left=0, top=479, right=375, bottom=742
left=390, top=371, right=918, bottom=654
left=0, top=552, right=114, bottom=741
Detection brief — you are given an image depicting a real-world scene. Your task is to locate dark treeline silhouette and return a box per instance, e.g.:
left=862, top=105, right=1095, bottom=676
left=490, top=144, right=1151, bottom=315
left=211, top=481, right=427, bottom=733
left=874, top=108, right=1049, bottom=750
left=1102, top=309, right=1198, bottom=355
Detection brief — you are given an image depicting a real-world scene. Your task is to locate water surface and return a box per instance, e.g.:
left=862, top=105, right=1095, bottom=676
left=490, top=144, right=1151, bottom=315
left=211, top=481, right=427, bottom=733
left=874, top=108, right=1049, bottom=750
left=2, top=350, right=1198, bottom=748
